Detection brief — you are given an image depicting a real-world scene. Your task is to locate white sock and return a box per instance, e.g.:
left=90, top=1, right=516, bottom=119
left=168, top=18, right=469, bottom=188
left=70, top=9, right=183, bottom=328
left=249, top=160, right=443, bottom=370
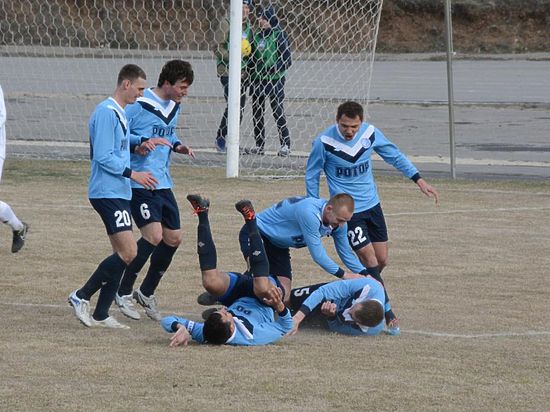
left=0, top=201, right=23, bottom=231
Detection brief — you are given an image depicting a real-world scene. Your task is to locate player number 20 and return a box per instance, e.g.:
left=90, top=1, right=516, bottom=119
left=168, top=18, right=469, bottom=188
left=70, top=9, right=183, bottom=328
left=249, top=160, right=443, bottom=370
left=114, top=210, right=131, bottom=228
left=348, top=227, right=367, bottom=247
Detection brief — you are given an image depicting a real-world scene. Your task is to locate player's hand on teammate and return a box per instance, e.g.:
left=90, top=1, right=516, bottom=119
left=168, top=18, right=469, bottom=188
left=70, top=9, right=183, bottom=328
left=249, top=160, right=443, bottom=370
left=175, top=144, right=195, bottom=159
left=262, top=286, right=285, bottom=313
left=416, top=178, right=439, bottom=205
left=136, top=137, right=173, bottom=155
left=289, top=311, right=306, bottom=336
left=169, top=324, right=191, bottom=347
left=320, top=301, right=337, bottom=318
left=342, top=272, right=363, bottom=280
left=130, top=170, right=158, bottom=190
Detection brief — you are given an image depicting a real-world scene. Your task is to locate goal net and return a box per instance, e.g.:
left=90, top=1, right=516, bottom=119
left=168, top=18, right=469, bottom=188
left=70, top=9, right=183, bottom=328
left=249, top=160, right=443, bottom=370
left=0, top=0, right=383, bottom=178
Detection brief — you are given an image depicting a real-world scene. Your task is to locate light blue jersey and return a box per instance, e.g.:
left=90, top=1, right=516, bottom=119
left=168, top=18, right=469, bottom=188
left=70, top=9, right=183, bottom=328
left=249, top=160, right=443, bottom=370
left=305, top=122, right=419, bottom=213
left=256, top=196, right=365, bottom=277
left=88, top=97, right=132, bottom=199
left=161, top=297, right=292, bottom=346
left=300, top=278, right=385, bottom=336
left=125, top=88, right=182, bottom=189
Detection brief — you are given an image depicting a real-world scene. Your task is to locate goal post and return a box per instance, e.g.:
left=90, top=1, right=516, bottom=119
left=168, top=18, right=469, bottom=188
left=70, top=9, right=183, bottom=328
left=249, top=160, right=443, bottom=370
left=0, top=0, right=384, bottom=179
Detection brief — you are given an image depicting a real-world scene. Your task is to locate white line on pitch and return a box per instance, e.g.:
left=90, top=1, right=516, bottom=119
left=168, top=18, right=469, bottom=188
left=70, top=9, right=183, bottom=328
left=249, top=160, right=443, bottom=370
left=3, top=302, right=549, bottom=339
left=404, top=330, right=550, bottom=338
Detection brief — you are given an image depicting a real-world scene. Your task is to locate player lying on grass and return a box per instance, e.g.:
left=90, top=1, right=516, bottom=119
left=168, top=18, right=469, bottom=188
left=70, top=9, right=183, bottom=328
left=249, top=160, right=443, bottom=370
left=288, top=277, right=385, bottom=336
left=160, top=195, right=292, bottom=346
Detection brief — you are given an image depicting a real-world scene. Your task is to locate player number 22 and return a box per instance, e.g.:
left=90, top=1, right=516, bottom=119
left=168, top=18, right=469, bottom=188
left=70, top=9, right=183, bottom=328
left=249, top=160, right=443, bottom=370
left=348, top=227, right=367, bottom=247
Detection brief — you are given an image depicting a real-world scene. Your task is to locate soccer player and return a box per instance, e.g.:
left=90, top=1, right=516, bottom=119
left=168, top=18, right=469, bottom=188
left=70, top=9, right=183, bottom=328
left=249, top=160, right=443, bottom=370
left=288, top=277, right=386, bottom=336
left=305, top=101, right=439, bottom=331
left=115, top=60, right=195, bottom=322
left=0, top=84, right=28, bottom=253
left=213, top=0, right=254, bottom=153
left=68, top=64, right=158, bottom=329
left=161, top=194, right=292, bottom=347
left=238, top=193, right=399, bottom=335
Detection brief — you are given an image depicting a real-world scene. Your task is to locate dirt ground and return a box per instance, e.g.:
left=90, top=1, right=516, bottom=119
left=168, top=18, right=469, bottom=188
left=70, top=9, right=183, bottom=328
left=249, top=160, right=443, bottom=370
left=378, top=0, right=550, bottom=53
left=1, top=160, right=549, bottom=411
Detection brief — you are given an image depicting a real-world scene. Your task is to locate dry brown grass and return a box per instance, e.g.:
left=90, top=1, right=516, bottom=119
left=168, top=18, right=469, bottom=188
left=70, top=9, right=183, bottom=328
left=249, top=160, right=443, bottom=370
left=1, top=159, right=549, bottom=411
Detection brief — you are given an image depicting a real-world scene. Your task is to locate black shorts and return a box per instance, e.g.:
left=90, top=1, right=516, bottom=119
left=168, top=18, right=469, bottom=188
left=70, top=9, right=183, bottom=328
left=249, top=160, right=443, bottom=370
left=239, top=224, right=293, bottom=280
left=89, top=198, right=133, bottom=235
left=130, top=188, right=180, bottom=230
left=347, top=203, right=388, bottom=251
left=218, top=272, right=281, bottom=306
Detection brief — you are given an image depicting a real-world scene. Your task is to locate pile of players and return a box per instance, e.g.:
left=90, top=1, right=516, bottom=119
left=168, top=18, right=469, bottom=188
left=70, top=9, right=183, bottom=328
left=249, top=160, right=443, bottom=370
left=68, top=60, right=438, bottom=347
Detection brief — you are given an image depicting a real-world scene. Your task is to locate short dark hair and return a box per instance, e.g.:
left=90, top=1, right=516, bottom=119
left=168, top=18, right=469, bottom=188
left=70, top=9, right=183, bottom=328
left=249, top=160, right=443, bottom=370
left=157, top=60, right=194, bottom=87
left=117, top=64, right=146, bottom=86
left=337, top=101, right=364, bottom=122
left=327, top=193, right=354, bottom=214
left=354, top=300, right=384, bottom=327
left=203, top=312, right=232, bottom=344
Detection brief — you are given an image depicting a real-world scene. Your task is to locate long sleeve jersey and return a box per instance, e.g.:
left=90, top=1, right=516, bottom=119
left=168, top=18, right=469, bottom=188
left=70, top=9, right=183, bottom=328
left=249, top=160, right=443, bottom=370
left=299, top=277, right=385, bottom=336
left=88, top=97, right=132, bottom=199
left=305, top=122, right=419, bottom=213
left=256, top=196, right=365, bottom=277
left=161, top=297, right=292, bottom=346
left=125, top=88, right=183, bottom=190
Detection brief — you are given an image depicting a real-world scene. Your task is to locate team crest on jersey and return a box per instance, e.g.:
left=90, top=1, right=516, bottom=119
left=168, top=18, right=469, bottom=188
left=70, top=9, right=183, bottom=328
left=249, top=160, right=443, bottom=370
left=321, top=125, right=375, bottom=164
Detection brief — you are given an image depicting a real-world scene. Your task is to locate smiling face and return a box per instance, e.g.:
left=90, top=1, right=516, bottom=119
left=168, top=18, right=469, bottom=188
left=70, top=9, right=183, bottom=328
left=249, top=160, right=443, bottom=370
left=164, top=79, right=190, bottom=103
left=322, top=203, right=353, bottom=229
left=122, top=76, right=147, bottom=105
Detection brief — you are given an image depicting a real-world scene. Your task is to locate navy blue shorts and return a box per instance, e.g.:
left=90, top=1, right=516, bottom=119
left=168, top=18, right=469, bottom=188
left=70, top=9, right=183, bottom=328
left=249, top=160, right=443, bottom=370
left=346, top=203, right=388, bottom=251
left=239, top=224, right=293, bottom=279
left=218, top=271, right=281, bottom=306
left=130, top=188, right=180, bottom=230
left=89, top=198, right=133, bottom=235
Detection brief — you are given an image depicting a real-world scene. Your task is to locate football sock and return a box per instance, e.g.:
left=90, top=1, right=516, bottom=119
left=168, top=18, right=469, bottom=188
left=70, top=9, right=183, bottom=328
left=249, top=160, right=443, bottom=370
left=248, top=230, right=269, bottom=277
left=197, top=213, right=217, bottom=271
left=80, top=253, right=127, bottom=320
left=0, top=201, right=24, bottom=231
left=140, top=240, right=178, bottom=297
left=365, top=265, right=391, bottom=306
left=118, top=238, right=156, bottom=296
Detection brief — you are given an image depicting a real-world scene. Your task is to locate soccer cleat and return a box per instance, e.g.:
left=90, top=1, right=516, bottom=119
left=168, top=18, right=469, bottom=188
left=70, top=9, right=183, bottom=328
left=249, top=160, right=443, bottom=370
left=215, top=137, right=226, bottom=153
left=115, top=293, right=141, bottom=320
left=11, top=222, right=29, bottom=253
left=197, top=291, right=219, bottom=306
left=68, top=290, right=92, bottom=327
left=201, top=307, right=218, bottom=320
left=242, top=147, right=265, bottom=156
left=277, top=145, right=290, bottom=157
left=90, top=316, right=130, bottom=329
left=133, top=289, right=162, bottom=321
left=235, top=199, right=255, bottom=221
left=384, top=317, right=401, bottom=336
left=186, top=194, right=210, bottom=214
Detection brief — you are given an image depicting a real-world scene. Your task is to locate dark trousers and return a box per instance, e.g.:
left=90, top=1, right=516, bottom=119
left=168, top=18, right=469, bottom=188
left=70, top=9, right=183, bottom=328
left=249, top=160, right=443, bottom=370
left=217, top=76, right=248, bottom=140
left=250, top=78, right=290, bottom=150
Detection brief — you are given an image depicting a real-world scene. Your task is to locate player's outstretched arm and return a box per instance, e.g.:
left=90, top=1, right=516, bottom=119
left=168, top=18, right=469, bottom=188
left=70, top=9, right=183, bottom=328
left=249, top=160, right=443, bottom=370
left=170, top=324, right=191, bottom=347
left=174, top=144, right=195, bottom=159
left=416, top=178, right=439, bottom=205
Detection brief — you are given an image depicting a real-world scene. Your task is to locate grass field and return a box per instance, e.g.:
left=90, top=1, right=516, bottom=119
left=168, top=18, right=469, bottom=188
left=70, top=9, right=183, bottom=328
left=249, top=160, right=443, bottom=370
left=1, top=159, right=549, bottom=411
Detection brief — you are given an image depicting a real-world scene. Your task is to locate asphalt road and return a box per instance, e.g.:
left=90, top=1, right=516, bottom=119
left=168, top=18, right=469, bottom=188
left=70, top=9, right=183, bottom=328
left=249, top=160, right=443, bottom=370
left=1, top=52, right=548, bottom=180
